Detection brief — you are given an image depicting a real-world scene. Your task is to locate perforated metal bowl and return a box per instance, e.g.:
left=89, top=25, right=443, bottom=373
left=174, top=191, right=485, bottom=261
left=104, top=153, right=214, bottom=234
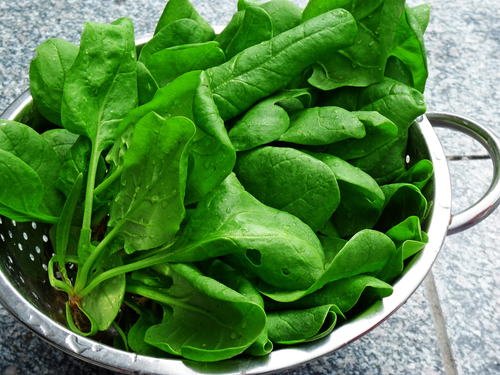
left=2, top=50, right=500, bottom=373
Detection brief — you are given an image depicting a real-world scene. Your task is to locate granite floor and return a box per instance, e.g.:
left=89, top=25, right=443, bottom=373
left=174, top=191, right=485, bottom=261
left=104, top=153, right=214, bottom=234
left=1, top=0, right=500, bottom=374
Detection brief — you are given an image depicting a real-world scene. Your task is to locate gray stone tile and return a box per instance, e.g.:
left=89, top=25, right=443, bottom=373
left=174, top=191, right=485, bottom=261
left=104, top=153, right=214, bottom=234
left=416, top=0, right=500, bottom=371
left=431, top=159, right=500, bottom=375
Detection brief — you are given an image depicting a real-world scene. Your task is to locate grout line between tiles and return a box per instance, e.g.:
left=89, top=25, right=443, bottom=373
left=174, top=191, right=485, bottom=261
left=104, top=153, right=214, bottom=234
left=423, top=270, right=459, bottom=375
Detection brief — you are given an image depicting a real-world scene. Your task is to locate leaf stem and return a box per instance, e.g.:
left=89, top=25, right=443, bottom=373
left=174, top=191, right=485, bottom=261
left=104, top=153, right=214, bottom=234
left=78, top=249, right=172, bottom=298
left=73, top=222, right=122, bottom=295
left=82, top=142, right=102, bottom=233
left=93, top=165, right=123, bottom=198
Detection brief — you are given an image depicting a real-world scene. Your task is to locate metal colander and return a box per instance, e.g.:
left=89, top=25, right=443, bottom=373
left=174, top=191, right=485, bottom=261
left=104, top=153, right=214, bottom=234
left=1, top=84, right=500, bottom=373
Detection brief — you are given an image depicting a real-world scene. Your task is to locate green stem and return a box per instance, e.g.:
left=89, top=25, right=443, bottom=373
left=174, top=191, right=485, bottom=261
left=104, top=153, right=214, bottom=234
left=112, top=321, right=129, bottom=352
left=48, top=256, right=73, bottom=295
left=126, top=284, right=214, bottom=317
left=78, top=249, right=173, bottom=298
left=82, top=142, right=102, bottom=233
left=65, top=255, right=79, bottom=264
left=73, top=222, right=123, bottom=295
left=94, top=165, right=123, bottom=198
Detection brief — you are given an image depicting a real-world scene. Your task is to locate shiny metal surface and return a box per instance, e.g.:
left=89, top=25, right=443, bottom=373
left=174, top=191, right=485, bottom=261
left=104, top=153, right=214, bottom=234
left=426, top=112, right=500, bottom=235
left=0, top=82, right=497, bottom=374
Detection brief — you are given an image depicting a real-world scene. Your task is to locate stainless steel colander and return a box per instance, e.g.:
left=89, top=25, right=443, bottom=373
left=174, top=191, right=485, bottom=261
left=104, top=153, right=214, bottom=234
left=1, top=77, right=500, bottom=373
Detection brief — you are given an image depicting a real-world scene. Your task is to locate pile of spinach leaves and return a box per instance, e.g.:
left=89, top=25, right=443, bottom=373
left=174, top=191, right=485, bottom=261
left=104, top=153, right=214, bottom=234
left=0, top=0, right=433, bottom=362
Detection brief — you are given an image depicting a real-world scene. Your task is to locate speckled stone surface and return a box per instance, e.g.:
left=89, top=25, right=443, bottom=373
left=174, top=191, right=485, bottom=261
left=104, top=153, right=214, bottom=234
left=0, top=0, right=499, bottom=374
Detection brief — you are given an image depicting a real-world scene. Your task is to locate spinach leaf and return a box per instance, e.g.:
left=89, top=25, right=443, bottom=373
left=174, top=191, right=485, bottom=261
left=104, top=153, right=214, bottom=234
left=199, top=259, right=273, bottom=356
left=139, top=18, right=207, bottom=64
left=393, top=158, right=433, bottom=190
left=375, top=215, right=428, bottom=282
left=384, top=55, right=415, bottom=87
left=225, top=0, right=302, bottom=60
left=163, top=173, right=326, bottom=291
left=214, top=11, right=246, bottom=52
left=145, top=42, right=225, bottom=88
left=41, top=128, right=79, bottom=164
left=225, top=6, right=274, bottom=60
left=238, top=0, right=262, bottom=11
left=389, top=4, right=428, bottom=93
left=320, top=77, right=426, bottom=183
left=123, top=296, right=165, bottom=357
left=258, top=0, right=302, bottom=36
left=237, top=0, right=262, bottom=12
left=108, top=113, right=195, bottom=254
left=234, top=146, right=340, bottom=232
left=81, top=251, right=126, bottom=331
left=265, top=275, right=393, bottom=313
left=29, top=38, right=78, bottom=126
left=375, top=183, right=427, bottom=232
left=154, top=0, right=215, bottom=41
left=228, top=88, right=316, bottom=151
left=385, top=215, right=428, bottom=261
left=304, top=0, right=406, bottom=90
left=207, top=9, right=357, bottom=120
left=0, top=120, right=65, bottom=217
left=307, top=152, right=385, bottom=237
left=319, top=111, right=398, bottom=160
left=256, top=229, right=394, bottom=302
left=279, top=107, right=366, bottom=146
left=137, top=62, right=159, bottom=105
left=0, top=149, right=58, bottom=223
left=411, top=3, right=431, bottom=33
left=111, top=71, right=235, bottom=205
left=128, top=262, right=266, bottom=362
left=267, top=305, right=340, bottom=344
left=61, top=17, right=138, bottom=241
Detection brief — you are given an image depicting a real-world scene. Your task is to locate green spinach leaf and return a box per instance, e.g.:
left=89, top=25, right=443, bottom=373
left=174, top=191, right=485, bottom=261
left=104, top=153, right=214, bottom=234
left=228, top=88, right=316, bottom=151
left=145, top=42, right=225, bottom=88
left=207, top=9, right=357, bottom=120
left=304, top=0, right=406, bottom=90
left=108, top=113, right=195, bottom=254
left=279, top=106, right=367, bottom=146
left=307, top=152, right=385, bottom=237
left=128, top=262, right=266, bottom=362
left=234, top=146, right=340, bottom=232
left=139, top=18, right=207, bottom=64
left=137, top=61, right=159, bottom=106
left=29, top=38, right=78, bottom=126
left=0, top=120, right=65, bottom=217
left=41, top=128, right=79, bottom=164
left=154, top=0, right=215, bottom=41
left=267, top=304, right=340, bottom=344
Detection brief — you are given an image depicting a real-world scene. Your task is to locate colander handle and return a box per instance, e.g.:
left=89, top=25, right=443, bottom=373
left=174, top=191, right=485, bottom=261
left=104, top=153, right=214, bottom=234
left=426, top=112, right=500, bottom=235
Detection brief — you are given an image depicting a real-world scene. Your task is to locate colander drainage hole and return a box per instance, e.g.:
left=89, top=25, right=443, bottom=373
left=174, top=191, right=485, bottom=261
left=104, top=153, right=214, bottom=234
left=18, top=243, right=23, bottom=251
left=30, top=253, right=35, bottom=261
left=35, top=246, right=41, bottom=254
left=7, top=256, right=13, bottom=263
left=0, top=234, right=5, bottom=242
left=23, top=232, right=28, bottom=240
left=8, top=230, right=12, bottom=238
left=32, top=222, right=37, bottom=229
left=0, top=216, right=3, bottom=224
left=42, top=234, right=49, bottom=242
left=42, top=264, right=48, bottom=271
left=11, top=220, right=16, bottom=227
